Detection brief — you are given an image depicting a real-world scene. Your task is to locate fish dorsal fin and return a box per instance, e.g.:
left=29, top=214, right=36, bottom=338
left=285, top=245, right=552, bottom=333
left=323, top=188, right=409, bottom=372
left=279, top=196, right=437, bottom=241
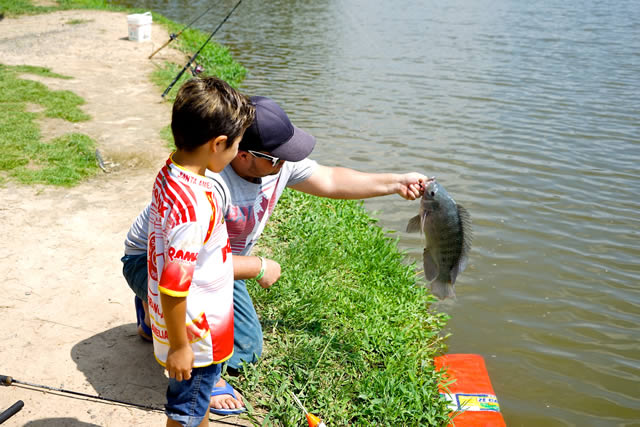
left=406, top=214, right=422, bottom=233
left=450, top=204, right=473, bottom=284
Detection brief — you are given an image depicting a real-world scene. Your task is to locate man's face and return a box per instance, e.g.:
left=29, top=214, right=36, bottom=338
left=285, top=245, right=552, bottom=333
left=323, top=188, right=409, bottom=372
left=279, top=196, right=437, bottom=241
left=234, top=150, right=285, bottom=179
left=206, top=135, right=242, bottom=173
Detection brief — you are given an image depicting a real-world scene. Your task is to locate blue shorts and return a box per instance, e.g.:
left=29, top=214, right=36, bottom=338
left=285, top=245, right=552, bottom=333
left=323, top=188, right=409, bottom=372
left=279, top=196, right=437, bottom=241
left=165, top=363, right=221, bottom=426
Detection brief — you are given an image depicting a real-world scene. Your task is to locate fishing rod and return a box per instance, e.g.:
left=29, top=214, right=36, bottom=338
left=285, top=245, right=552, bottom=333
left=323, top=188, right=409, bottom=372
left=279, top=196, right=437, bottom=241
left=1, top=374, right=248, bottom=425
left=161, top=0, right=243, bottom=99
left=149, top=2, right=219, bottom=59
left=1, top=374, right=163, bottom=412
left=0, top=400, right=24, bottom=424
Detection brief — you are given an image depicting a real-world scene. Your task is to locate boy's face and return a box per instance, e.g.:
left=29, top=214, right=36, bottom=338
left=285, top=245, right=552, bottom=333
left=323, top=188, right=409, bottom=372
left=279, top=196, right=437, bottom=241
left=208, top=134, right=242, bottom=173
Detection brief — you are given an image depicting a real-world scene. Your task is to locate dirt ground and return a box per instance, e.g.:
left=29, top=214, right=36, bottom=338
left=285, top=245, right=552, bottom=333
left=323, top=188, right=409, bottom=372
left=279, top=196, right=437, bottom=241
left=0, top=10, right=252, bottom=426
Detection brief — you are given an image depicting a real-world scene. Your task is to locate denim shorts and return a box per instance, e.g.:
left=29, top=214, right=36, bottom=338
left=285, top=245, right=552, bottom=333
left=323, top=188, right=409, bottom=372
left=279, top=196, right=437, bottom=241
left=165, top=363, right=221, bottom=426
left=227, top=279, right=263, bottom=370
left=121, top=253, right=148, bottom=302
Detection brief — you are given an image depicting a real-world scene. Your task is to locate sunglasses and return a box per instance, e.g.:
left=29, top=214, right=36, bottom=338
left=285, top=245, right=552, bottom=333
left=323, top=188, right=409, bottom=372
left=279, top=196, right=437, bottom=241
left=247, top=150, right=283, bottom=167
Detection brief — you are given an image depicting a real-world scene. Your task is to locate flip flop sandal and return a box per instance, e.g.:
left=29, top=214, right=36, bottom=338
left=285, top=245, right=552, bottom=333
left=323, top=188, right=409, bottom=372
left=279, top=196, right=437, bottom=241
left=135, top=296, right=152, bottom=341
left=209, top=380, right=247, bottom=415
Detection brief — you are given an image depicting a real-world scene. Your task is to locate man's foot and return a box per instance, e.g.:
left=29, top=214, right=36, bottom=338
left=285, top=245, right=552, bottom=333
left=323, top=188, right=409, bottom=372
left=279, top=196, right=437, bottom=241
left=209, top=379, right=246, bottom=415
left=135, top=297, right=152, bottom=342
left=137, top=324, right=152, bottom=341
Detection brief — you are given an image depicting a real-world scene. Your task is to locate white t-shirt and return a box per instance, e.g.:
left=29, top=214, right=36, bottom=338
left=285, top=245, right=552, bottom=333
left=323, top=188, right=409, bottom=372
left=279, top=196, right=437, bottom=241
left=221, top=158, right=317, bottom=255
left=124, top=158, right=317, bottom=257
left=148, top=156, right=234, bottom=367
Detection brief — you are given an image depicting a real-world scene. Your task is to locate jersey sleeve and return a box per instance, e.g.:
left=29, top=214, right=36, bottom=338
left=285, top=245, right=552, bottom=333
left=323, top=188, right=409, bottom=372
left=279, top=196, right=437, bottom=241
left=158, top=221, right=205, bottom=297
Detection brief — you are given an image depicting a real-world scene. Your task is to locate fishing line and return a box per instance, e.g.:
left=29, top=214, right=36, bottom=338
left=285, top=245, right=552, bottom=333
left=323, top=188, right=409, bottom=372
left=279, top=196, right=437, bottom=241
left=301, top=332, right=336, bottom=394
left=161, top=0, right=243, bottom=98
left=149, top=2, right=220, bottom=59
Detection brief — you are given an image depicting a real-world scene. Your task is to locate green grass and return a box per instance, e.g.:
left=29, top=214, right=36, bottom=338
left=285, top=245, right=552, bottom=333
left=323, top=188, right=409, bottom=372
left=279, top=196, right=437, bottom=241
left=236, top=190, right=451, bottom=426
left=0, top=64, right=98, bottom=186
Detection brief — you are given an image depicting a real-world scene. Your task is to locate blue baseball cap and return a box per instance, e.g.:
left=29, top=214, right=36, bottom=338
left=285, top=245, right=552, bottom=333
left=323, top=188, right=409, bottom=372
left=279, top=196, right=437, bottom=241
left=240, top=96, right=316, bottom=162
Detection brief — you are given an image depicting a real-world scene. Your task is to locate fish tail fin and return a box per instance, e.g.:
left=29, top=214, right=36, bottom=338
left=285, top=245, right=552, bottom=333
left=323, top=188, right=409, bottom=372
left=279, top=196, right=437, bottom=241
left=431, top=279, right=456, bottom=300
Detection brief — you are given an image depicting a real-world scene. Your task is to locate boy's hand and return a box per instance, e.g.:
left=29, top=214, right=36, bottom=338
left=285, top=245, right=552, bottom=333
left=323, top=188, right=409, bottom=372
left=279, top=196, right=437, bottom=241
left=166, top=345, right=194, bottom=381
left=257, top=258, right=281, bottom=289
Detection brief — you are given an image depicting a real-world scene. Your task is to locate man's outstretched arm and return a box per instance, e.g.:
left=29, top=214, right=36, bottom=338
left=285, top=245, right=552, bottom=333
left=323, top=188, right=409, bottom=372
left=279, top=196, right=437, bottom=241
left=289, top=165, right=427, bottom=200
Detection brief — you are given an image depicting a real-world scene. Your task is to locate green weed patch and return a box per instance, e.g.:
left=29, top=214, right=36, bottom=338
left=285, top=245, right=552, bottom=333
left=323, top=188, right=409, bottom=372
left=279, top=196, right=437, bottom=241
left=0, top=64, right=98, bottom=186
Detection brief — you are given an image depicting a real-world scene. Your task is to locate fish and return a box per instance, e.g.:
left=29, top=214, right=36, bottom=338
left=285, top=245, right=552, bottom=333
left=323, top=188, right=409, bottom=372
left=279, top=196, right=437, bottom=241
left=406, top=179, right=472, bottom=299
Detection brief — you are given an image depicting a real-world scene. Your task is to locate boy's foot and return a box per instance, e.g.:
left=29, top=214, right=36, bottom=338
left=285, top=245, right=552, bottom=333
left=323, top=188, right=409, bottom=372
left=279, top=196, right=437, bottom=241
left=134, top=296, right=152, bottom=342
left=209, top=379, right=246, bottom=415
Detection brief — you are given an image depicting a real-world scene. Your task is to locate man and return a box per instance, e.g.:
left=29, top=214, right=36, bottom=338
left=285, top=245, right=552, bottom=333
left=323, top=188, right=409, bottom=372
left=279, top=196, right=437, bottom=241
left=122, top=95, right=426, bottom=383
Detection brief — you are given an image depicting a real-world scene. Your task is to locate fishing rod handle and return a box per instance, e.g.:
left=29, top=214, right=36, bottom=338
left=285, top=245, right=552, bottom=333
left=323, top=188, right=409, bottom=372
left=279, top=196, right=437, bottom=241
left=0, top=375, right=12, bottom=386
left=148, top=37, right=173, bottom=59
left=162, top=65, right=188, bottom=98
left=0, top=400, right=24, bottom=424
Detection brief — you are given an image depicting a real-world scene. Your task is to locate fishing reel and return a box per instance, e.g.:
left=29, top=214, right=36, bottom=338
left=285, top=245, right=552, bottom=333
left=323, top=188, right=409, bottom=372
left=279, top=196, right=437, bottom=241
left=189, top=63, right=205, bottom=76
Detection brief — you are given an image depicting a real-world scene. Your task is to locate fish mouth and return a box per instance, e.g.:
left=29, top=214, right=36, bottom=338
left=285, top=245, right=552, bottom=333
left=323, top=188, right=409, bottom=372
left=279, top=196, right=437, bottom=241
left=420, top=177, right=436, bottom=190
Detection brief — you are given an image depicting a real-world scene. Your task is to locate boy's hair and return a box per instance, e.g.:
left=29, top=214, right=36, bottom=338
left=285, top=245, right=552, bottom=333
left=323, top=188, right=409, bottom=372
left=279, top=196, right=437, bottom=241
left=171, top=77, right=255, bottom=151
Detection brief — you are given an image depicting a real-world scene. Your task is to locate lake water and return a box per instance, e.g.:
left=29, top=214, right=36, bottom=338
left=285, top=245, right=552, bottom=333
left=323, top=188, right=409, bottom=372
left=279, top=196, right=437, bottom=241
left=112, top=0, right=640, bottom=425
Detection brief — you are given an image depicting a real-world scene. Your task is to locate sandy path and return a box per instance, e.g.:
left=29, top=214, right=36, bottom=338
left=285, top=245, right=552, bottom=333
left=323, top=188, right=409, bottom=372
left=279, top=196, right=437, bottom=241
left=0, top=11, right=250, bottom=426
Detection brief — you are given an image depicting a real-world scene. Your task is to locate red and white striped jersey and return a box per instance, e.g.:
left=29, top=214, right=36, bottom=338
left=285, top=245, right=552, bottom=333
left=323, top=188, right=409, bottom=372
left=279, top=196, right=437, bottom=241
left=147, top=155, right=234, bottom=367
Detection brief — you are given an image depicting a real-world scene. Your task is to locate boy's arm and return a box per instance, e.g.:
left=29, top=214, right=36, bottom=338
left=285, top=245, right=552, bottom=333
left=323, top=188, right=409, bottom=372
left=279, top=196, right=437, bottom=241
left=289, top=165, right=427, bottom=200
left=161, top=293, right=194, bottom=381
left=233, top=255, right=281, bottom=289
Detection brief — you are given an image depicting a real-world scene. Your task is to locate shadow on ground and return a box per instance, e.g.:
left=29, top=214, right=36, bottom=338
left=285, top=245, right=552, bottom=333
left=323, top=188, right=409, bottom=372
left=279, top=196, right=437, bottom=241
left=71, top=323, right=166, bottom=411
left=70, top=324, right=257, bottom=426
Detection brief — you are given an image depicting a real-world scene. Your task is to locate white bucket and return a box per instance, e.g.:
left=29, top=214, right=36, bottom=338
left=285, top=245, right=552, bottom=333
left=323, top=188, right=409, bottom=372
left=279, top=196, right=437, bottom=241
left=127, top=12, right=152, bottom=42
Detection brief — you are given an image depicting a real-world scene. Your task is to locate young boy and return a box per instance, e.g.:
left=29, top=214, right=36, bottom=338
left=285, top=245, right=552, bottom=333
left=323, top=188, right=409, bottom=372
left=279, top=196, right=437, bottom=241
left=148, top=76, right=254, bottom=427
